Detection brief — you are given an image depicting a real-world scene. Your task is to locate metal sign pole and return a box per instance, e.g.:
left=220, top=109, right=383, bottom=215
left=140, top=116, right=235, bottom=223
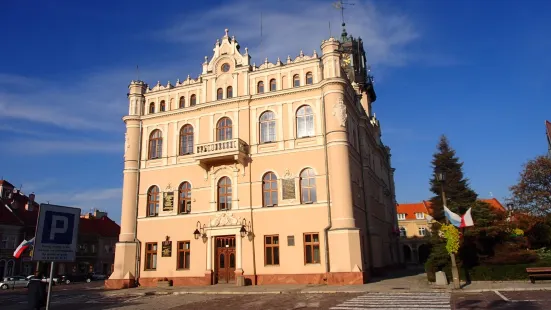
left=45, top=261, right=54, bottom=310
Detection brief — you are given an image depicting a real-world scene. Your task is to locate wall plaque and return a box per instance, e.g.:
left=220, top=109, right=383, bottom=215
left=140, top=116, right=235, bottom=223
left=282, top=179, right=296, bottom=200
left=162, top=237, right=172, bottom=257
left=163, top=192, right=174, bottom=211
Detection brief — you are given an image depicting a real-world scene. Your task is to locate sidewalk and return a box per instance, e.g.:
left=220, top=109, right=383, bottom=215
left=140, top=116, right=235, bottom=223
left=102, top=270, right=551, bottom=297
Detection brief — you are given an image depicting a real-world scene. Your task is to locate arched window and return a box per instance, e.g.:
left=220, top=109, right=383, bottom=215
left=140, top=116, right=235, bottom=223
left=190, top=94, right=196, bottom=106
left=217, top=177, right=232, bottom=211
left=148, top=130, right=162, bottom=159
left=257, top=81, right=264, bottom=94
left=216, top=117, right=232, bottom=141
left=160, top=100, right=166, bottom=112
left=179, top=125, right=194, bottom=155
left=300, top=168, right=316, bottom=203
left=217, top=88, right=223, bottom=100
left=262, top=172, right=278, bottom=207
left=293, top=74, right=300, bottom=87
left=226, top=86, right=233, bottom=99
left=147, top=186, right=160, bottom=217
left=259, top=111, right=276, bottom=143
left=179, top=96, right=185, bottom=108
left=296, top=105, right=314, bottom=138
left=306, top=72, right=313, bottom=85
left=269, top=79, right=277, bottom=91
left=149, top=102, right=155, bottom=114
left=178, top=182, right=192, bottom=214
left=400, top=227, right=407, bottom=237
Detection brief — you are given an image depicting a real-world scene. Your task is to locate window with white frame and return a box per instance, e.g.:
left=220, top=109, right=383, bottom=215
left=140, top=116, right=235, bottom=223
left=418, top=227, right=427, bottom=236
left=397, top=213, right=406, bottom=220
left=415, top=212, right=425, bottom=219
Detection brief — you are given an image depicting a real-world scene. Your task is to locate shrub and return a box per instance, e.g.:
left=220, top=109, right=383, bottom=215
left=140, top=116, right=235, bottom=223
left=483, top=250, right=538, bottom=265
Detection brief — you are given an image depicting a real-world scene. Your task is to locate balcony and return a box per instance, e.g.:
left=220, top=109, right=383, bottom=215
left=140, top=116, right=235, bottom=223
left=194, top=138, right=249, bottom=169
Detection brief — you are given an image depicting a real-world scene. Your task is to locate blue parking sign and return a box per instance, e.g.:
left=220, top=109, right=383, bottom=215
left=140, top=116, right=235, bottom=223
left=33, top=204, right=81, bottom=262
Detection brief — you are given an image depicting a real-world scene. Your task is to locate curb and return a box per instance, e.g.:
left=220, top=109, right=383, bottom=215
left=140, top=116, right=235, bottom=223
left=460, top=287, right=551, bottom=293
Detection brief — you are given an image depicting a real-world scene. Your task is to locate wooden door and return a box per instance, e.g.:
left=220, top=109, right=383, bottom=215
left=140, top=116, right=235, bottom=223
left=215, top=236, right=236, bottom=284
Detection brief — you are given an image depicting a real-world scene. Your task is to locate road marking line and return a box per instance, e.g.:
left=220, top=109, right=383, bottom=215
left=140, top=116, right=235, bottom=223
left=493, top=290, right=509, bottom=302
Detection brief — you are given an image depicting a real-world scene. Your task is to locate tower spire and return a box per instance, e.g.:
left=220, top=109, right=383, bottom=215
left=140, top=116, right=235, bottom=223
left=332, top=0, right=354, bottom=40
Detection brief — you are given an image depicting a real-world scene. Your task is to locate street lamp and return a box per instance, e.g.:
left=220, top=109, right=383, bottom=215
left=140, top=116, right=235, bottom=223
left=435, top=167, right=460, bottom=289
left=193, top=221, right=207, bottom=243
left=240, top=219, right=254, bottom=241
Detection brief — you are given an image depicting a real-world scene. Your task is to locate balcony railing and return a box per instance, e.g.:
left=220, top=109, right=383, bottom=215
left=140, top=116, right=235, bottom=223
left=194, top=138, right=248, bottom=167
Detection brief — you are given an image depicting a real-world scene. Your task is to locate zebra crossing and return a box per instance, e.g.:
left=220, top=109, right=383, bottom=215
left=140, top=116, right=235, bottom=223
left=330, top=292, right=451, bottom=310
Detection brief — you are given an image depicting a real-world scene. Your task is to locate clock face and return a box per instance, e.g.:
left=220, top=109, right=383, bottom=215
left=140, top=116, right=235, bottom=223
left=221, top=63, right=230, bottom=72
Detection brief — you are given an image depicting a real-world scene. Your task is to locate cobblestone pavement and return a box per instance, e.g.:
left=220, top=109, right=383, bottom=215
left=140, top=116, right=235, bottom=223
left=453, top=290, right=551, bottom=309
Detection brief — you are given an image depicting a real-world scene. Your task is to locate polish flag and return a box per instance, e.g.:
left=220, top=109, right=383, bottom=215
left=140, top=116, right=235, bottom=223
left=13, top=237, right=34, bottom=259
left=444, top=206, right=462, bottom=227
left=460, top=208, right=474, bottom=228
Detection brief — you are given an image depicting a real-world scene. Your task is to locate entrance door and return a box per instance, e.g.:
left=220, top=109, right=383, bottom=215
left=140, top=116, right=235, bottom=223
left=215, top=236, right=236, bottom=284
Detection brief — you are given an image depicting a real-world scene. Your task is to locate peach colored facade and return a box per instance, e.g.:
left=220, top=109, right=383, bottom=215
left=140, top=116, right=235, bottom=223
left=106, top=28, right=399, bottom=289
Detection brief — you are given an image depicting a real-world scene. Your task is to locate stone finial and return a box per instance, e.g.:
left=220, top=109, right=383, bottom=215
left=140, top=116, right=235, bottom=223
left=167, top=81, right=171, bottom=87
left=300, top=50, right=304, bottom=57
left=264, top=57, right=268, bottom=64
left=204, top=56, right=208, bottom=64
left=276, top=57, right=281, bottom=65
left=216, top=39, right=220, bottom=45
left=232, top=35, right=235, bottom=41
left=287, top=55, right=292, bottom=63
left=313, top=50, right=318, bottom=57
left=156, top=81, right=160, bottom=86
left=225, top=28, right=229, bottom=37
left=187, top=74, right=190, bottom=80
left=245, top=47, right=249, bottom=54
left=176, top=78, right=180, bottom=84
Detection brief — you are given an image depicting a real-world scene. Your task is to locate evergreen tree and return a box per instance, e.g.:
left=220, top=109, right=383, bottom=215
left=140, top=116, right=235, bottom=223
left=429, top=135, right=478, bottom=221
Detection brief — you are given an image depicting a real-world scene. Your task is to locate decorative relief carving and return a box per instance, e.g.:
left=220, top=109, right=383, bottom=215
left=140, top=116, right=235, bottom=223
left=333, top=98, right=348, bottom=127
left=165, top=183, right=175, bottom=192
left=283, top=169, right=293, bottom=179
left=210, top=212, right=241, bottom=227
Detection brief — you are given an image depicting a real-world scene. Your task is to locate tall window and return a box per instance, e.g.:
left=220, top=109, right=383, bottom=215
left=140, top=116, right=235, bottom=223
left=190, top=94, right=196, bottom=106
left=296, top=105, right=314, bottom=138
left=257, top=81, right=264, bottom=94
left=400, top=227, right=407, bottom=237
left=148, top=130, right=162, bottom=159
left=300, top=168, right=316, bottom=203
left=269, top=79, right=276, bottom=91
left=227, top=86, right=233, bottom=98
left=145, top=242, right=157, bottom=270
left=216, top=117, right=232, bottom=141
left=179, top=125, right=194, bottom=155
left=177, top=241, right=190, bottom=269
left=160, top=100, right=166, bottom=112
left=304, top=233, right=320, bottom=264
left=263, top=172, right=278, bottom=207
left=147, top=186, right=160, bottom=217
left=293, top=74, right=300, bottom=87
left=179, top=96, right=185, bottom=108
left=264, top=235, right=280, bottom=265
left=178, top=182, right=192, bottom=214
left=259, top=111, right=276, bottom=143
left=217, top=177, right=232, bottom=211
left=217, top=88, right=223, bottom=100
left=306, top=72, right=313, bottom=85
left=418, top=227, right=427, bottom=236
left=149, top=102, right=155, bottom=114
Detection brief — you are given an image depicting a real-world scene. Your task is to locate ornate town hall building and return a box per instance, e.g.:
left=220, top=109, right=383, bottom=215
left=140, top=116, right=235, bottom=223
left=106, top=28, right=399, bottom=289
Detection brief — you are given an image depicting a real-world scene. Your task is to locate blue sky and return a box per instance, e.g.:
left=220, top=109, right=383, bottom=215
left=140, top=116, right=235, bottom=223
left=1, top=0, right=549, bottom=223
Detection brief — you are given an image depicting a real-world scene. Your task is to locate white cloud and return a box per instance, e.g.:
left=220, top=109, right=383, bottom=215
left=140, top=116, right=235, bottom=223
left=155, top=0, right=420, bottom=68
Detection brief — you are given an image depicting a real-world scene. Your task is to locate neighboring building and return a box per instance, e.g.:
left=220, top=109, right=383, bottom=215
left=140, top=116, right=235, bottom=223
left=56, top=210, right=120, bottom=276
left=107, top=27, right=399, bottom=289
left=0, top=179, right=120, bottom=278
left=395, top=201, right=431, bottom=264
left=0, top=180, right=39, bottom=278
left=397, top=198, right=506, bottom=264
left=546, top=120, right=551, bottom=158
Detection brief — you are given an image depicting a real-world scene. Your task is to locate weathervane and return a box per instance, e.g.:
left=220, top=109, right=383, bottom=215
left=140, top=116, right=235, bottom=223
left=332, top=0, right=355, bottom=26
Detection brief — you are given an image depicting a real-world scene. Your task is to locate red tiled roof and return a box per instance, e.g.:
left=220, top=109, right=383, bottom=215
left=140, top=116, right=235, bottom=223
left=479, top=198, right=506, bottom=211
left=396, top=201, right=430, bottom=220
left=0, top=180, right=15, bottom=187
left=79, top=216, right=120, bottom=238
left=404, top=198, right=505, bottom=216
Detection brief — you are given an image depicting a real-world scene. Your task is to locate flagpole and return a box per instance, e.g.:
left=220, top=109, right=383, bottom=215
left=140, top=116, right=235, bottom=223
left=440, top=182, right=460, bottom=289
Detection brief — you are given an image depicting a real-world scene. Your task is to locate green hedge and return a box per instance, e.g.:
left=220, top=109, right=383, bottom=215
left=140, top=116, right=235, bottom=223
left=427, top=258, right=551, bottom=282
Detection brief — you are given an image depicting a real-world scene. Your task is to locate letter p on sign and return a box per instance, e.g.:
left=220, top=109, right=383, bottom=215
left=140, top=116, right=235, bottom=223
left=41, top=211, right=75, bottom=245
